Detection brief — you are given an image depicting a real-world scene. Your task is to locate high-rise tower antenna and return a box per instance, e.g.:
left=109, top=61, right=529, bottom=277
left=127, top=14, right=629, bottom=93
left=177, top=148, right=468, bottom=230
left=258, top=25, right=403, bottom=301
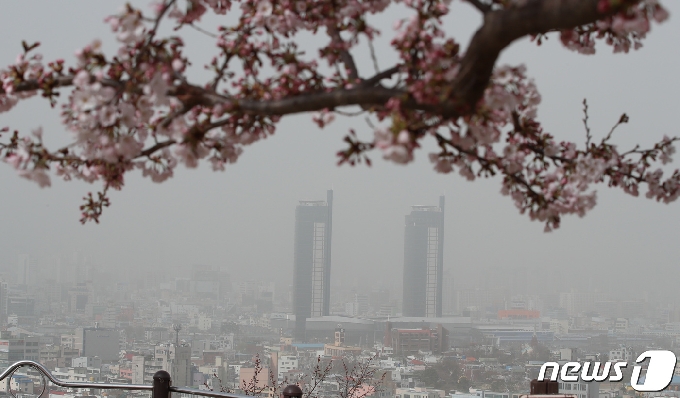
left=173, top=323, right=182, bottom=346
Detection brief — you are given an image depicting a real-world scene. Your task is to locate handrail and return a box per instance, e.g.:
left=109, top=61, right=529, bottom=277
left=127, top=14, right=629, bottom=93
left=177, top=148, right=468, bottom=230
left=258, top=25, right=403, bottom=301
left=170, top=386, right=251, bottom=398
left=0, top=361, right=275, bottom=398
left=0, top=360, right=152, bottom=390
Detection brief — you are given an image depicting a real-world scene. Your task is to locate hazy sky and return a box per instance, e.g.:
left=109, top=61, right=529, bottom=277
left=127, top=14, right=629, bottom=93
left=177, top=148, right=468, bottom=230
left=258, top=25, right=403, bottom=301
left=1, top=1, right=679, bottom=297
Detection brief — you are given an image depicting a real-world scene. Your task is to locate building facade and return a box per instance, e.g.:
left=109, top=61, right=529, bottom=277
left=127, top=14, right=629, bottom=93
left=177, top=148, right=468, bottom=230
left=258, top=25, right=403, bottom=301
left=78, top=327, right=120, bottom=363
left=403, top=196, right=445, bottom=317
left=276, top=354, right=299, bottom=381
left=558, top=378, right=599, bottom=398
left=154, top=343, right=192, bottom=387
left=323, top=325, right=362, bottom=358
left=293, top=190, right=333, bottom=341
left=388, top=325, right=449, bottom=355
left=0, top=331, right=39, bottom=369
left=17, top=254, right=37, bottom=287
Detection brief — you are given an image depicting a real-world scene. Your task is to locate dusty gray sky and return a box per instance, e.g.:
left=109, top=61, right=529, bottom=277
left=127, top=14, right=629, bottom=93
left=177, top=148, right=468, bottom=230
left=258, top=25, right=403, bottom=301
left=1, top=1, right=679, bottom=298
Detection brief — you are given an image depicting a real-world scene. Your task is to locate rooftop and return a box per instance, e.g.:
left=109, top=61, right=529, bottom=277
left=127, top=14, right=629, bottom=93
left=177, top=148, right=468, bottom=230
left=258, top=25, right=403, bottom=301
left=298, top=200, right=327, bottom=206
left=307, top=316, right=374, bottom=325
left=410, top=205, right=441, bottom=211
left=388, top=316, right=472, bottom=324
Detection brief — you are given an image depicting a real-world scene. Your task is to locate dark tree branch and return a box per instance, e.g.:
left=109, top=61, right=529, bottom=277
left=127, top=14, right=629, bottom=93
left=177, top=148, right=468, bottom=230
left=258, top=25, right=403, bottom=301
left=0, top=76, right=73, bottom=94
left=467, top=0, right=492, bottom=13
left=137, top=140, right=176, bottom=158
left=0, top=76, right=124, bottom=95
left=452, top=0, right=617, bottom=111
left=359, top=66, right=402, bottom=88
left=327, top=26, right=359, bottom=81
left=196, top=86, right=440, bottom=117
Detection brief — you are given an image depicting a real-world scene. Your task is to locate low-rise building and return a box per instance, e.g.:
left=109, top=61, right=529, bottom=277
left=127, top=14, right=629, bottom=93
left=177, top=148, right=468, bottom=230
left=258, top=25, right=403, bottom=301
left=0, top=375, right=34, bottom=394
left=558, top=378, right=599, bottom=398
left=609, top=345, right=634, bottom=362
left=396, top=387, right=446, bottom=398
left=277, top=355, right=298, bottom=381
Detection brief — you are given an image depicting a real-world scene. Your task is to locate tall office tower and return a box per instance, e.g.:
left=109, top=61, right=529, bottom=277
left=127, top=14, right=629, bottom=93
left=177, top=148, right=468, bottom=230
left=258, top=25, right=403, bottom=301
left=17, top=254, right=37, bottom=286
left=403, top=196, right=445, bottom=318
left=293, top=190, right=333, bottom=341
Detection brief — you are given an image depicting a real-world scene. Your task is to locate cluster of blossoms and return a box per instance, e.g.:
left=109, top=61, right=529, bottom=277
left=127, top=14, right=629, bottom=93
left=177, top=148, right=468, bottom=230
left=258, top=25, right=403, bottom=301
left=0, top=0, right=677, bottom=229
left=244, top=0, right=390, bottom=37
left=0, top=46, right=43, bottom=113
left=560, top=0, right=669, bottom=53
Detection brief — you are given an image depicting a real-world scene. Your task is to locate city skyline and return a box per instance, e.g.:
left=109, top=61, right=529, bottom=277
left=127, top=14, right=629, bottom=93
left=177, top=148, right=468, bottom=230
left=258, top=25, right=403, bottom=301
left=1, top=0, right=680, bottom=396
left=1, top=2, right=679, bottom=298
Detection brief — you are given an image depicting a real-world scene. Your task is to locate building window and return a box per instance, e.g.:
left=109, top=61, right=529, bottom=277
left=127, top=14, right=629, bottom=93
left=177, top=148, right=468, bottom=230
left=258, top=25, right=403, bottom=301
left=311, top=222, right=326, bottom=317
left=425, top=227, right=439, bottom=317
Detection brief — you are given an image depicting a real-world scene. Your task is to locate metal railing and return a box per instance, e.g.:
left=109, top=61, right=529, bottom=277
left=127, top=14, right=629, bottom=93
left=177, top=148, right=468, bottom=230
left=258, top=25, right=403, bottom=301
left=0, top=361, right=303, bottom=398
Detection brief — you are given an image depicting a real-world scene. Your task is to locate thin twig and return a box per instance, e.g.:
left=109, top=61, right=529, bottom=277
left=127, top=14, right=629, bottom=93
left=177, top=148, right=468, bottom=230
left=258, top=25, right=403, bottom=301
left=187, top=23, right=219, bottom=38
left=148, top=0, right=177, bottom=43
left=602, top=113, right=629, bottom=144
left=360, top=65, right=401, bottom=87
left=582, top=98, right=592, bottom=148
left=367, top=39, right=380, bottom=74
left=137, top=140, right=176, bottom=158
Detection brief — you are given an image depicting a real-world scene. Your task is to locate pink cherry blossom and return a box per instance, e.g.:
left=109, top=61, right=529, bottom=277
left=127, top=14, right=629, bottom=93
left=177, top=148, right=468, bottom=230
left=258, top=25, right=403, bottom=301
left=0, top=0, right=675, bottom=227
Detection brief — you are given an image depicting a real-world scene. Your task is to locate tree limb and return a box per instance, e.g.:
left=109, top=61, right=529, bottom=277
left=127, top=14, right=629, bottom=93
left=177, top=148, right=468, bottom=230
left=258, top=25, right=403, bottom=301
left=196, top=85, right=446, bottom=117
left=0, top=75, right=124, bottom=95
left=327, top=26, right=359, bottom=81
left=359, top=66, right=402, bottom=88
left=466, top=0, right=492, bottom=14
left=451, top=0, right=616, bottom=111
left=0, top=0, right=637, bottom=120
left=138, top=140, right=176, bottom=158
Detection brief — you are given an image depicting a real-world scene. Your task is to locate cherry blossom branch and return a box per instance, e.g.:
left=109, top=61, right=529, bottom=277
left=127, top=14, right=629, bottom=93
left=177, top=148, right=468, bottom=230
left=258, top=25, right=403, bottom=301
left=452, top=0, right=630, bottom=111
left=191, top=85, right=423, bottom=115
left=3, top=74, right=432, bottom=116
left=138, top=140, right=176, bottom=158
left=148, top=0, right=177, bottom=42
left=0, top=0, right=653, bottom=118
left=0, top=0, right=673, bottom=229
left=602, top=113, right=630, bottom=143
left=0, top=0, right=658, bottom=118
left=302, top=356, right=334, bottom=398
left=582, top=99, right=593, bottom=147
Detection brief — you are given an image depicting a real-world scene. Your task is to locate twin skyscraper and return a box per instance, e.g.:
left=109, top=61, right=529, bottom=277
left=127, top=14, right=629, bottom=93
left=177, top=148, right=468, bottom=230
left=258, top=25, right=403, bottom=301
left=292, top=190, right=445, bottom=341
left=292, top=190, right=334, bottom=341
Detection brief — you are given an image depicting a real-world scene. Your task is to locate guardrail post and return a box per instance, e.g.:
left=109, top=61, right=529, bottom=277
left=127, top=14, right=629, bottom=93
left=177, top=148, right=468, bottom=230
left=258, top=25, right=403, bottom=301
left=153, top=370, right=172, bottom=398
left=282, top=385, right=303, bottom=398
